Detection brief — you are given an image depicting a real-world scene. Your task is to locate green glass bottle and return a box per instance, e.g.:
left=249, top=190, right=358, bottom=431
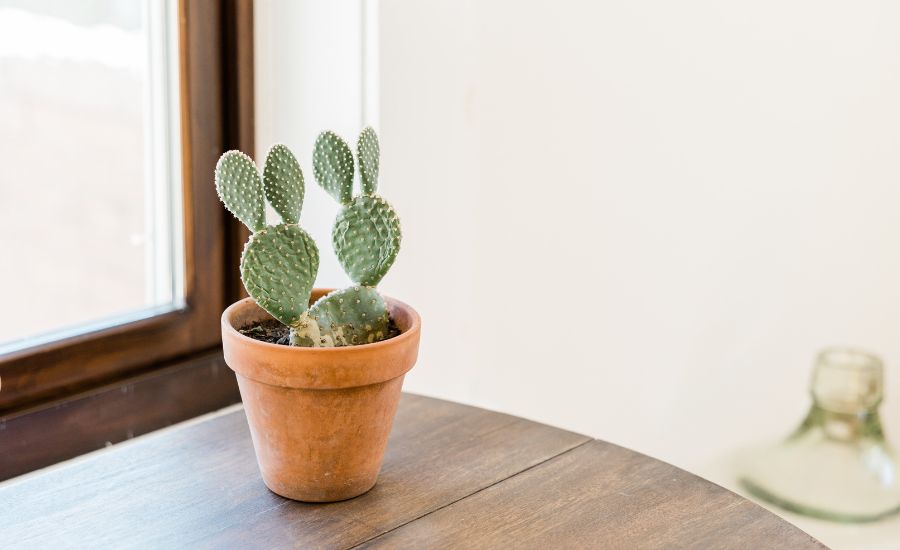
left=741, top=348, right=900, bottom=522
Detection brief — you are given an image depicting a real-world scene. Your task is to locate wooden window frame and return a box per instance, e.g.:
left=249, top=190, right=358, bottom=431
left=1, top=0, right=254, bottom=479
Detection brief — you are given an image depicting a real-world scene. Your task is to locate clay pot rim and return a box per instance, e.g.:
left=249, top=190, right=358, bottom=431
left=221, top=290, right=421, bottom=354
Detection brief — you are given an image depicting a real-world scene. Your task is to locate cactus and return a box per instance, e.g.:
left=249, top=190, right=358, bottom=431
left=289, top=286, right=390, bottom=347
left=216, top=145, right=319, bottom=327
left=312, top=131, right=354, bottom=205
left=292, top=127, right=401, bottom=347
left=217, top=129, right=402, bottom=349
left=314, top=127, right=402, bottom=287
left=332, top=195, right=401, bottom=287
left=357, top=126, right=379, bottom=196
left=241, top=224, right=318, bottom=326
left=262, top=144, right=305, bottom=225
left=215, top=151, right=266, bottom=232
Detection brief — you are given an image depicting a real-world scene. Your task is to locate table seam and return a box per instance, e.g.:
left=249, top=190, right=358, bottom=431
left=343, top=437, right=594, bottom=550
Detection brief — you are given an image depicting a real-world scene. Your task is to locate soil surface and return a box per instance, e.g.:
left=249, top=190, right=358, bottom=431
left=240, top=318, right=401, bottom=347
left=239, top=319, right=291, bottom=345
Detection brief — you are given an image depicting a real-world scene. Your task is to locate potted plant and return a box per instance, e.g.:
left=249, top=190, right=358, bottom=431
left=216, top=128, right=421, bottom=502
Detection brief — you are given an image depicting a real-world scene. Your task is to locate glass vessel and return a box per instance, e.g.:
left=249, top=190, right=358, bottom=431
left=741, top=348, right=900, bottom=522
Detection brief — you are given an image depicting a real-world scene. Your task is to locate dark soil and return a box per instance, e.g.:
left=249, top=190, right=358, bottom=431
left=239, top=319, right=291, bottom=345
left=239, top=318, right=401, bottom=346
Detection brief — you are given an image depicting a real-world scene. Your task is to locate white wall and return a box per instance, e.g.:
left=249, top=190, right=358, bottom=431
left=258, top=1, right=900, bottom=544
left=377, top=0, right=900, bottom=465
left=255, top=0, right=367, bottom=287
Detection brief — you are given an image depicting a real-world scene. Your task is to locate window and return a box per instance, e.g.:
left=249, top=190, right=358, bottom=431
left=0, top=0, right=252, bottom=433
left=0, top=0, right=183, bottom=352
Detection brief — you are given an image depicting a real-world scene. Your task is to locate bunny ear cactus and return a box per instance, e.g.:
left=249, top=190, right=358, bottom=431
left=240, top=224, right=318, bottom=326
left=216, top=145, right=319, bottom=328
left=314, top=128, right=402, bottom=287
left=262, top=144, right=305, bottom=225
left=312, top=131, right=354, bottom=205
left=357, top=126, right=379, bottom=195
left=215, top=151, right=266, bottom=232
left=289, top=286, right=391, bottom=347
left=297, top=127, right=402, bottom=348
left=216, top=129, right=402, bottom=349
left=332, top=196, right=401, bottom=287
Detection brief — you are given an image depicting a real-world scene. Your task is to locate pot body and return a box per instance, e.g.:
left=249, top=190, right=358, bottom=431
left=221, top=290, right=421, bottom=502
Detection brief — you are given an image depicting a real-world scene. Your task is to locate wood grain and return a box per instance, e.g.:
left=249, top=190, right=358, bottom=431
left=0, top=394, right=588, bottom=549
left=361, top=440, right=825, bottom=549
left=0, top=395, right=822, bottom=549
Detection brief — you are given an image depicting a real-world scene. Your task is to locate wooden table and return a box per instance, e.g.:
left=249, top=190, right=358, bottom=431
left=2, top=394, right=822, bottom=549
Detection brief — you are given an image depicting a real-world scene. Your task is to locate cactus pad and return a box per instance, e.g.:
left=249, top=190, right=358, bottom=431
left=262, top=144, right=305, bottom=224
left=313, top=131, right=354, bottom=205
left=357, top=126, right=379, bottom=196
left=215, top=151, right=266, bottom=232
left=240, top=224, right=319, bottom=326
left=289, top=286, right=390, bottom=347
left=332, top=196, right=401, bottom=286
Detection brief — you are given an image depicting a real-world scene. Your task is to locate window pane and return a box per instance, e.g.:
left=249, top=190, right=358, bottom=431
left=0, top=0, right=182, bottom=350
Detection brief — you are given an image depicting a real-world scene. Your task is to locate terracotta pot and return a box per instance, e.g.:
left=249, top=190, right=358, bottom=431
left=221, top=289, right=421, bottom=502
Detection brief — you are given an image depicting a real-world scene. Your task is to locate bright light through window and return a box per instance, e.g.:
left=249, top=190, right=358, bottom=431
left=0, top=0, right=183, bottom=351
